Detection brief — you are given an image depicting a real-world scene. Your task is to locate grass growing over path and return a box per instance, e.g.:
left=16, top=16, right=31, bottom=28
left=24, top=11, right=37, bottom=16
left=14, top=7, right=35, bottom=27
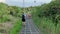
left=32, top=16, right=56, bottom=34
left=9, top=19, right=22, bottom=34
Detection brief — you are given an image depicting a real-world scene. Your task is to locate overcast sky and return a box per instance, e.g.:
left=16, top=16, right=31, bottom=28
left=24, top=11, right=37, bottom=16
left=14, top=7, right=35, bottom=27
left=0, top=0, right=52, bottom=7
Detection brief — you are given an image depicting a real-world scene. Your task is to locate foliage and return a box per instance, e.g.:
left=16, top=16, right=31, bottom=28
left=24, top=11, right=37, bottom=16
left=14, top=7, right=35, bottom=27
left=31, top=0, right=60, bottom=34
left=0, top=3, right=22, bottom=34
left=9, top=19, right=22, bottom=34
left=0, top=3, right=22, bottom=22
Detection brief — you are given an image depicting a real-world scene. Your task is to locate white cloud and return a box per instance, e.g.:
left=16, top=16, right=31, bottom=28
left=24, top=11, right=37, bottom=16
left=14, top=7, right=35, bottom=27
left=0, top=0, right=5, bottom=2
left=5, top=0, right=23, bottom=2
left=0, top=0, right=52, bottom=3
left=0, top=0, right=52, bottom=7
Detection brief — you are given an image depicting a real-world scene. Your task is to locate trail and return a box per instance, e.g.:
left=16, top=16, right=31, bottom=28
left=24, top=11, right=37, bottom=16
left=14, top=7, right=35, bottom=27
left=19, top=16, right=42, bottom=34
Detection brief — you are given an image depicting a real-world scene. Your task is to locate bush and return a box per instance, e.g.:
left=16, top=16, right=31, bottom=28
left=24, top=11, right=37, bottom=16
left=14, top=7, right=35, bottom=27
left=9, top=19, right=22, bottom=34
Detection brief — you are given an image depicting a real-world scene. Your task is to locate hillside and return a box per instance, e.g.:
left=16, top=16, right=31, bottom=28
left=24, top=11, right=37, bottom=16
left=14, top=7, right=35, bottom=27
left=31, top=0, right=60, bottom=34
left=0, top=3, right=22, bottom=34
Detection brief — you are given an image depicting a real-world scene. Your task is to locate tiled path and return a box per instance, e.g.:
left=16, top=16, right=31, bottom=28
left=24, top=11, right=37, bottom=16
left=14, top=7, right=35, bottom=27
left=19, top=17, right=42, bottom=34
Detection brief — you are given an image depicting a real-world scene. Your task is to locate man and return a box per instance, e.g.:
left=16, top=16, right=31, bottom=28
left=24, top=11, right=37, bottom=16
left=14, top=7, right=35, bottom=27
left=22, top=12, right=26, bottom=26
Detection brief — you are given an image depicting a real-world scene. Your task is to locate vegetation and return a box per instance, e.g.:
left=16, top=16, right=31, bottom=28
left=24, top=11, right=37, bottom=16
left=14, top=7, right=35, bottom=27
left=31, top=0, right=60, bottom=34
left=0, top=0, right=60, bottom=34
left=9, top=19, right=22, bottom=34
left=0, top=3, right=22, bottom=34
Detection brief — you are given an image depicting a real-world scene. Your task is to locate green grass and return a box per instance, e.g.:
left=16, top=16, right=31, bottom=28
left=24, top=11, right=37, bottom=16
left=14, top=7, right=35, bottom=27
left=0, top=16, right=8, bottom=23
left=32, top=16, right=56, bottom=34
left=9, top=19, right=22, bottom=34
left=0, top=3, right=22, bottom=34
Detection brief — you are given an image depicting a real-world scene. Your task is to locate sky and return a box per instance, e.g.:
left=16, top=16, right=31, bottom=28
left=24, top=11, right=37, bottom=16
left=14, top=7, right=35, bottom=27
left=0, top=0, right=52, bottom=7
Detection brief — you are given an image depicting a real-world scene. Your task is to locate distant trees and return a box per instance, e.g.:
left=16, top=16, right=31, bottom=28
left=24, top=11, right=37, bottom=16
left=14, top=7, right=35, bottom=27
left=8, top=6, right=21, bottom=17
left=0, top=3, right=22, bottom=18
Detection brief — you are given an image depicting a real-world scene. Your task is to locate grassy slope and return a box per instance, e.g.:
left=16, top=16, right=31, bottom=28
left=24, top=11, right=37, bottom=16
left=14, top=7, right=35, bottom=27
left=0, top=3, right=22, bottom=34
left=31, top=5, right=60, bottom=34
left=30, top=0, right=60, bottom=34
left=32, top=15, right=56, bottom=34
left=9, top=19, right=22, bottom=34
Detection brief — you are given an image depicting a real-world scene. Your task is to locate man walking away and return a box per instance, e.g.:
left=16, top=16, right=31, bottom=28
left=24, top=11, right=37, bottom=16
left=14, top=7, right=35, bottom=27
left=22, top=13, right=26, bottom=26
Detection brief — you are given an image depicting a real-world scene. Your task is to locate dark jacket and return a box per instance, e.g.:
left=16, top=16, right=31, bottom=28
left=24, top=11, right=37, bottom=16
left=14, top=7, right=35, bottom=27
left=22, top=14, right=25, bottom=22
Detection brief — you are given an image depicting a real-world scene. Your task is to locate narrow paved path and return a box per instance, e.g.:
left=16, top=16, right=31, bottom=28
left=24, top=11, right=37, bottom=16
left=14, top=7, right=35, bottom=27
left=19, top=17, right=42, bottom=34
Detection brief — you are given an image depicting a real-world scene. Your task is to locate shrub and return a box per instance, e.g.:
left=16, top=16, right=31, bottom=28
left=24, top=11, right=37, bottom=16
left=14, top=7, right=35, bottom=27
left=9, top=19, right=22, bottom=34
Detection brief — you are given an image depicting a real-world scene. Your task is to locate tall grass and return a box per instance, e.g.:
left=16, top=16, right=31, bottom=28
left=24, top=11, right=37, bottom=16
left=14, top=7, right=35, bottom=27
left=0, top=15, right=9, bottom=23
left=0, top=3, right=22, bottom=34
left=9, top=19, right=22, bottom=34
left=32, top=16, right=57, bottom=34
